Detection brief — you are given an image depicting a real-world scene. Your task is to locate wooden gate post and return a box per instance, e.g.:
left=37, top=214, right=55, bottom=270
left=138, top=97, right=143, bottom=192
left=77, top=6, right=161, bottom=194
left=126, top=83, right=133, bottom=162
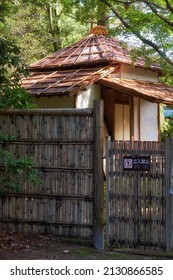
left=106, top=136, right=111, bottom=246
left=93, top=100, right=104, bottom=250
left=165, top=136, right=173, bottom=252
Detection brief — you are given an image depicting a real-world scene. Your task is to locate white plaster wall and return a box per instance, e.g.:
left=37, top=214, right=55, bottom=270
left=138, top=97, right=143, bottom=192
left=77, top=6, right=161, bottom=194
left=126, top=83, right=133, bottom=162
left=140, top=99, right=158, bottom=141
left=76, top=84, right=100, bottom=108
left=120, top=65, right=159, bottom=82
left=36, top=96, right=75, bottom=108
left=115, top=104, right=130, bottom=140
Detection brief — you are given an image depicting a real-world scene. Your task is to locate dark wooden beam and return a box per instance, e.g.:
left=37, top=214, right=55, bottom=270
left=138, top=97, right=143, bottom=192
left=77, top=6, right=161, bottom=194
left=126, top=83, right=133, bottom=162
left=93, top=100, right=104, bottom=250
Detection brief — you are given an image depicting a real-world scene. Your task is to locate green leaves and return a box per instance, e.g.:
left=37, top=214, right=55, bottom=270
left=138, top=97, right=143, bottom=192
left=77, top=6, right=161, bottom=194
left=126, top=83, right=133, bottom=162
left=0, top=36, right=37, bottom=109
left=160, top=116, right=173, bottom=141
left=0, top=2, right=42, bottom=191
left=0, top=133, right=16, bottom=144
left=0, top=134, right=43, bottom=192
left=98, top=0, right=173, bottom=74
left=0, top=84, right=37, bottom=109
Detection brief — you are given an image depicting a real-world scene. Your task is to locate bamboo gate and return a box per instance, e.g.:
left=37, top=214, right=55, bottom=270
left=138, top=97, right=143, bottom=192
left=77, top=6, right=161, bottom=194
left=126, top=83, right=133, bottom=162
left=0, top=101, right=104, bottom=250
left=106, top=137, right=173, bottom=252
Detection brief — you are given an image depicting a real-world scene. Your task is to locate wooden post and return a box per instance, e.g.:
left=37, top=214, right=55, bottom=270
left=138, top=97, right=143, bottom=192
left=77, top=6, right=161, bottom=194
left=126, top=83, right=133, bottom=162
left=165, top=136, right=173, bottom=251
left=169, top=166, right=173, bottom=251
left=106, top=136, right=111, bottom=246
left=93, top=100, right=104, bottom=250
left=129, top=96, right=134, bottom=141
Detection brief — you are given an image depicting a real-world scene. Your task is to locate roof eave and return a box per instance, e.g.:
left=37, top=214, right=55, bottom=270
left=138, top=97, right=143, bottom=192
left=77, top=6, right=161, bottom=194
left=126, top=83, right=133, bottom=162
left=97, top=77, right=173, bottom=105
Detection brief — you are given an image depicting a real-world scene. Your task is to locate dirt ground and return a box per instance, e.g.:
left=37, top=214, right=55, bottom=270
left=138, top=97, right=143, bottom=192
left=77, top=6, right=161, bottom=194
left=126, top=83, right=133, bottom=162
left=0, top=231, right=172, bottom=260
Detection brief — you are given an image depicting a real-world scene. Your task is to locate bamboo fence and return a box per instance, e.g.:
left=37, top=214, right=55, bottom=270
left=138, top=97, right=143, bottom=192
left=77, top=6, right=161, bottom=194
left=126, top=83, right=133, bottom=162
left=106, top=138, right=167, bottom=251
left=0, top=109, right=96, bottom=240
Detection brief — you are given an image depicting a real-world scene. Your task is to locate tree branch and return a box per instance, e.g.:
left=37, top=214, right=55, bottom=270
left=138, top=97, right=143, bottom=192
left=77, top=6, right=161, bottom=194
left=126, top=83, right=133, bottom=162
left=110, top=0, right=165, bottom=10
left=114, top=0, right=173, bottom=27
left=165, top=0, right=173, bottom=13
left=142, top=0, right=173, bottom=28
left=99, top=0, right=173, bottom=66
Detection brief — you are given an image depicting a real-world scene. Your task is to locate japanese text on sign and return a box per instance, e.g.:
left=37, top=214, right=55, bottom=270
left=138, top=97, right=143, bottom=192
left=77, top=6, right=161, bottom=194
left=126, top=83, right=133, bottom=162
left=123, top=156, right=150, bottom=171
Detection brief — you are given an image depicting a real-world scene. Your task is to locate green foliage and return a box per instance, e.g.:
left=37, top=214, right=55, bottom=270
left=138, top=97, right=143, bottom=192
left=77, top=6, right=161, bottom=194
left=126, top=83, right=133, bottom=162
left=0, top=3, right=36, bottom=109
left=160, top=105, right=173, bottom=141
left=72, top=0, right=105, bottom=24
left=0, top=36, right=28, bottom=82
left=0, top=134, right=43, bottom=192
left=160, top=118, right=173, bottom=141
left=5, top=0, right=88, bottom=63
left=0, top=2, right=42, bottom=192
left=0, top=83, right=37, bottom=109
left=0, top=36, right=37, bottom=109
left=160, top=117, right=173, bottom=141
left=97, top=0, right=173, bottom=77
left=3, top=0, right=173, bottom=80
left=0, top=133, right=16, bottom=144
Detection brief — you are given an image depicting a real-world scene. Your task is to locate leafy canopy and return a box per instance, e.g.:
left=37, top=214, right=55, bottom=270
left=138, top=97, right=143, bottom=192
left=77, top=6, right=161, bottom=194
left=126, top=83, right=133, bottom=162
left=0, top=36, right=36, bottom=109
left=0, top=1, right=36, bottom=110
left=96, top=0, right=173, bottom=78
left=5, top=0, right=88, bottom=64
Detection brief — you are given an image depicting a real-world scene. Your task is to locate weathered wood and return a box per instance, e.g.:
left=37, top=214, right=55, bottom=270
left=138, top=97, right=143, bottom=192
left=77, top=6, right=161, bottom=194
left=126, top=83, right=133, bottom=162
left=106, top=136, right=111, bottom=246
left=1, top=193, right=93, bottom=200
left=0, top=107, right=95, bottom=242
left=0, top=218, right=93, bottom=228
left=2, top=140, right=93, bottom=144
left=107, top=139, right=166, bottom=251
left=93, top=100, right=104, bottom=250
left=165, top=137, right=173, bottom=251
left=129, top=96, right=134, bottom=141
left=0, top=109, right=93, bottom=116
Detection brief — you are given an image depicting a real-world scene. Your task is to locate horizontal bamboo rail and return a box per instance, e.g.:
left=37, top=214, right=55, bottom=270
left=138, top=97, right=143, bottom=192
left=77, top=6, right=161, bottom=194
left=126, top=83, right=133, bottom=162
left=0, top=219, right=93, bottom=228
left=0, top=109, right=93, bottom=116
left=106, top=138, right=166, bottom=251
left=1, top=193, right=93, bottom=201
left=0, top=106, right=97, bottom=241
left=2, top=140, right=93, bottom=145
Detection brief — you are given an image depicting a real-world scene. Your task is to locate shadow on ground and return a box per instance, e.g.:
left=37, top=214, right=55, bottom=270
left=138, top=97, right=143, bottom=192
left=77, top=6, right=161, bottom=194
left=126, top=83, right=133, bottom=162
left=0, top=232, right=172, bottom=260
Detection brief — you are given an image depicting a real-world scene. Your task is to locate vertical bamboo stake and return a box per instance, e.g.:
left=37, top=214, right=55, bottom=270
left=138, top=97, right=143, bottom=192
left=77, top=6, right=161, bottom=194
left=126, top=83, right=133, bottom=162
left=93, top=100, right=104, bottom=250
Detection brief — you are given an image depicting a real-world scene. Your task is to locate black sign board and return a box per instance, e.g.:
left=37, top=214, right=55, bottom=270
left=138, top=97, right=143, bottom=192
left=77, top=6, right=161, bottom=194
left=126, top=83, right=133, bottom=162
left=123, top=156, right=150, bottom=171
